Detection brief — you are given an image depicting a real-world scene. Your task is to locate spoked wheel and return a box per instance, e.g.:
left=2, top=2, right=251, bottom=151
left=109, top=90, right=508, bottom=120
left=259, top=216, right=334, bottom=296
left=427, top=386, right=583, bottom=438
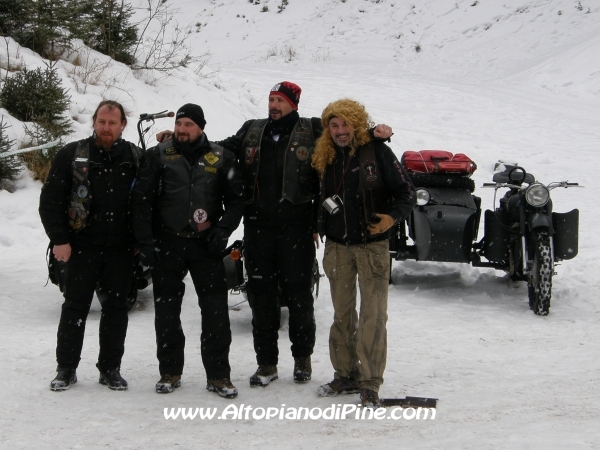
left=528, top=231, right=553, bottom=316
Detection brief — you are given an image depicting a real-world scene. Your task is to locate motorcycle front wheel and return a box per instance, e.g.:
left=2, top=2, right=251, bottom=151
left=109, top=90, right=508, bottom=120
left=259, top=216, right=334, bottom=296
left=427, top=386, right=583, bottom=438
left=528, top=230, right=553, bottom=316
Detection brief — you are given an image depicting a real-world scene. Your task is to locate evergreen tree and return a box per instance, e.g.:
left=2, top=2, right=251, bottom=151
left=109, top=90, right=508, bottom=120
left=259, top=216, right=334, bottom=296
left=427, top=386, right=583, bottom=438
left=0, top=119, right=21, bottom=188
left=87, top=0, right=138, bottom=65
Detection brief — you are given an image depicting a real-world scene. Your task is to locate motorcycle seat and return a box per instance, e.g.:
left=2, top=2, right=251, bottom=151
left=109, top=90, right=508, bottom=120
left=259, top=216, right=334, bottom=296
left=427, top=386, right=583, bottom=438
left=492, top=171, right=535, bottom=184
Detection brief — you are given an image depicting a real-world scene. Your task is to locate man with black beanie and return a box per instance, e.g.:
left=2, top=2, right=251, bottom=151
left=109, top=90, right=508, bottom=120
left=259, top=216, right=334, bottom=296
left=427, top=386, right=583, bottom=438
left=131, top=103, right=245, bottom=398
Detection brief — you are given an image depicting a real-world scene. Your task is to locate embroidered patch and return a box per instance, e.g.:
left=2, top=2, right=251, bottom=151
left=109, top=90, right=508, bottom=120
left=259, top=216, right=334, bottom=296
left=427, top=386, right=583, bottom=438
left=164, top=146, right=177, bottom=155
left=76, top=186, right=88, bottom=198
left=362, top=160, right=378, bottom=181
left=245, top=147, right=257, bottom=165
left=204, top=152, right=219, bottom=165
left=296, top=146, right=309, bottom=161
left=193, top=209, right=208, bottom=224
left=246, top=130, right=259, bottom=146
left=205, top=167, right=217, bottom=173
left=164, top=155, right=181, bottom=162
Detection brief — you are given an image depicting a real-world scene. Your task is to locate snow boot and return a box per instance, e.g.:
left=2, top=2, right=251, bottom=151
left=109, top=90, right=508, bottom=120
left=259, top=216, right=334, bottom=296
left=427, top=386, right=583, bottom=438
left=98, top=368, right=128, bottom=391
left=317, top=377, right=360, bottom=397
left=360, top=388, right=382, bottom=408
left=249, top=365, right=278, bottom=387
left=207, top=378, right=238, bottom=398
left=293, top=357, right=312, bottom=383
left=156, top=374, right=181, bottom=394
left=50, top=368, right=77, bottom=391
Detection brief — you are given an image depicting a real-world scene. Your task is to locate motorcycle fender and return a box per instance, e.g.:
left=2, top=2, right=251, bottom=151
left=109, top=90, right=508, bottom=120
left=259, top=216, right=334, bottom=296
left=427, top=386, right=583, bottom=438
left=553, top=209, right=579, bottom=260
left=527, top=212, right=552, bottom=231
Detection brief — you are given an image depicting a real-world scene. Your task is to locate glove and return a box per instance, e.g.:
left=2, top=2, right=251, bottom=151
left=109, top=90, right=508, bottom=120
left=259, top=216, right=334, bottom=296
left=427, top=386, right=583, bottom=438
left=367, top=214, right=395, bottom=235
left=206, top=226, right=230, bottom=256
left=139, top=245, right=159, bottom=269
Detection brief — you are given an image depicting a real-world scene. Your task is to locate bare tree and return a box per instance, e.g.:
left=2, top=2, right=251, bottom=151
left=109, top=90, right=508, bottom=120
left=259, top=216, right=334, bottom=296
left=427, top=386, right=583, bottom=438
left=131, top=0, right=209, bottom=76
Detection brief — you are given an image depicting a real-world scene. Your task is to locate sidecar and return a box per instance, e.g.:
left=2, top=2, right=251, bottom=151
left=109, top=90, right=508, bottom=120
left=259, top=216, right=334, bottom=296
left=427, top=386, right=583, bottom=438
left=390, top=151, right=481, bottom=264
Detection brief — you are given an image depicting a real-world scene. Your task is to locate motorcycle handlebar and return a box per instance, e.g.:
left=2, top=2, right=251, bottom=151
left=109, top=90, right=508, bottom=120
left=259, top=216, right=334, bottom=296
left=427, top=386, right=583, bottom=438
left=139, top=111, right=174, bottom=121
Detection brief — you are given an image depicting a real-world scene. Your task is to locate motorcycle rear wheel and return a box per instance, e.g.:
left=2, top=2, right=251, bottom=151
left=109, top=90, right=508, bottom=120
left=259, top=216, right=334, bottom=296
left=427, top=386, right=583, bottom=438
left=528, top=231, right=553, bottom=316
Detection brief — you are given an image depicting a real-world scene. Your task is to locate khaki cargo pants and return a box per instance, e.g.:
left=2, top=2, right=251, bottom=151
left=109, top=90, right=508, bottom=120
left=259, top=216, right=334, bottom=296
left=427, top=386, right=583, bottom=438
left=322, top=239, right=389, bottom=392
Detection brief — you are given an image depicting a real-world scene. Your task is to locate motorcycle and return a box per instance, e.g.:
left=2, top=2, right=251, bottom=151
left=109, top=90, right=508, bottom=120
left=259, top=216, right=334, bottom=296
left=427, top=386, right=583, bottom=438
left=389, top=151, right=582, bottom=316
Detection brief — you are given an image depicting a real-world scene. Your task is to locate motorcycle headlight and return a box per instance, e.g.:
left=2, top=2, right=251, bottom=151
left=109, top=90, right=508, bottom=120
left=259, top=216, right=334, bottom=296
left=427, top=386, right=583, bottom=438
left=416, top=188, right=430, bottom=206
left=525, top=183, right=549, bottom=207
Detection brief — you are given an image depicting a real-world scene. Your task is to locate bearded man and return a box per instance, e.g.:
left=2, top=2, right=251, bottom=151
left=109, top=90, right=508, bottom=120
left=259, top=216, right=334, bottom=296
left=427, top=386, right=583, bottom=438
left=40, top=100, right=142, bottom=391
left=312, top=99, right=415, bottom=408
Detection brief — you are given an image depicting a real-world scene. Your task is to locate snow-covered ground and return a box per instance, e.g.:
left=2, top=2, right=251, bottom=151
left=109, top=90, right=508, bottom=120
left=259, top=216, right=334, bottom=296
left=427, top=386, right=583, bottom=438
left=1, top=0, right=599, bottom=448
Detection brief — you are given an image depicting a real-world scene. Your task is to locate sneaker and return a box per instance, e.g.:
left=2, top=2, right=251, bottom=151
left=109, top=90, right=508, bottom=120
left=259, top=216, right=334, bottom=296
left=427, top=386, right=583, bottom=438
left=293, top=357, right=312, bottom=383
left=360, top=388, right=382, bottom=408
left=156, top=374, right=181, bottom=394
left=316, top=377, right=360, bottom=397
left=99, top=368, right=128, bottom=391
left=50, top=369, right=77, bottom=391
left=207, top=378, right=238, bottom=398
left=249, top=365, right=278, bottom=387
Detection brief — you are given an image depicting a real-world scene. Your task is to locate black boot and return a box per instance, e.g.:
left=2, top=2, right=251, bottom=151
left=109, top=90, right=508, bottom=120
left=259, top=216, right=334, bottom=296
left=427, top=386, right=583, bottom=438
left=293, top=357, right=312, bottom=383
left=50, top=368, right=77, bottom=391
left=98, top=368, right=128, bottom=391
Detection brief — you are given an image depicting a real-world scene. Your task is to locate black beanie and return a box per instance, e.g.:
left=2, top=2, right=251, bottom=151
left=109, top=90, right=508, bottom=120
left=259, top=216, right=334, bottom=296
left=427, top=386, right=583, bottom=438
left=176, top=103, right=206, bottom=129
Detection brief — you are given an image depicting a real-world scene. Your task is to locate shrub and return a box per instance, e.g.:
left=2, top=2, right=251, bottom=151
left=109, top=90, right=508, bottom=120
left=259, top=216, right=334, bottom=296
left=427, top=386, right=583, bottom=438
left=0, top=64, right=70, bottom=131
left=0, top=63, right=70, bottom=182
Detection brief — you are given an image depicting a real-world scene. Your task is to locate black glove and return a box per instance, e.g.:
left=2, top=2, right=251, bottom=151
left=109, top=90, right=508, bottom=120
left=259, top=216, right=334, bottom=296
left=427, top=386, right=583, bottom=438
left=139, top=245, right=159, bottom=269
left=206, top=226, right=230, bottom=256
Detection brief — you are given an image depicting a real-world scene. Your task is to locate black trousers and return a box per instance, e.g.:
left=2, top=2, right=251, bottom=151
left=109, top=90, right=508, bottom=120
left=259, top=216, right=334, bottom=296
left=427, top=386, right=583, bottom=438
left=244, top=225, right=316, bottom=365
left=151, top=230, right=231, bottom=379
left=57, top=245, right=133, bottom=372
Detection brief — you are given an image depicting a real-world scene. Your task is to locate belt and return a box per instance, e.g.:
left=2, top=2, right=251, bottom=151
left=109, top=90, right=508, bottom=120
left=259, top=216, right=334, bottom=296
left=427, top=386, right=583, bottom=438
left=161, top=225, right=210, bottom=239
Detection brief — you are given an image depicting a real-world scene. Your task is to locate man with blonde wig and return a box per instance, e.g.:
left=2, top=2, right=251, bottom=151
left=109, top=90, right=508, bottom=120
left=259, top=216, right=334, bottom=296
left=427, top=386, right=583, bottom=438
left=313, top=99, right=415, bottom=408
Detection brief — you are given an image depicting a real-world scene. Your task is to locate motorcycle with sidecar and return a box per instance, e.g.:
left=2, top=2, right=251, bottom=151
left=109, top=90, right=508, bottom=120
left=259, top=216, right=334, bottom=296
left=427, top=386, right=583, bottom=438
left=389, top=150, right=581, bottom=315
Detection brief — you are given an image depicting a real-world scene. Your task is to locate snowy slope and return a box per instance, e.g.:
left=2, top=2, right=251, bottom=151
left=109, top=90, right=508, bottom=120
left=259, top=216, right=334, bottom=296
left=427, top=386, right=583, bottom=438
left=1, top=0, right=600, bottom=448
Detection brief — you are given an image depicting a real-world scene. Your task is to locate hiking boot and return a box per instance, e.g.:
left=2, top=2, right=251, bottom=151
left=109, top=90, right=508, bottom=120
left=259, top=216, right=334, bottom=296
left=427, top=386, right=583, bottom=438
left=360, top=388, right=382, bottom=408
left=156, top=374, right=181, bottom=394
left=293, top=357, right=312, bottom=383
left=50, top=369, right=77, bottom=391
left=249, top=365, right=278, bottom=387
left=207, top=378, right=238, bottom=398
left=98, top=368, right=128, bottom=391
left=316, top=377, right=360, bottom=397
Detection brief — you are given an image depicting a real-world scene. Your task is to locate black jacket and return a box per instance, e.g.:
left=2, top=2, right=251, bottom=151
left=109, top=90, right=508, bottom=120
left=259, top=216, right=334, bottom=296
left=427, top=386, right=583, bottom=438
left=131, top=134, right=245, bottom=247
left=218, top=114, right=322, bottom=228
left=320, top=141, right=416, bottom=245
left=39, top=137, right=140, bottom=248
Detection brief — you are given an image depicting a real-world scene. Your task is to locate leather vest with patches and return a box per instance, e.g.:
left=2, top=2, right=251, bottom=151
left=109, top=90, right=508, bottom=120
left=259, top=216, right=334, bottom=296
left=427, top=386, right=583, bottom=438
left=242, top=118, right=315, bottom=205
left=156, top=140, right=226, bottom=233
left=68, top=139, right=142, bottom=231
left=318, top=142, right=391, bottom=236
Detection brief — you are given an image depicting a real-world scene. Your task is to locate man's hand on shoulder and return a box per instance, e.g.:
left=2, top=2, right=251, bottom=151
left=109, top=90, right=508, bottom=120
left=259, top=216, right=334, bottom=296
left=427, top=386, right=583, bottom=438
left=155, top=130, right=173, bottom=142
left=373, top=124, right=393, bottom=140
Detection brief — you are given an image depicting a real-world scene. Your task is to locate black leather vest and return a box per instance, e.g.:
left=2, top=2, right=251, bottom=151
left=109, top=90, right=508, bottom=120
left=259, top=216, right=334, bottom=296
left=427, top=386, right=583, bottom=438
left=242, top=117, right=316, bottom=205
left=68, top=139, right=142, bottom=231
left=157, top=140, right=226, bottom=233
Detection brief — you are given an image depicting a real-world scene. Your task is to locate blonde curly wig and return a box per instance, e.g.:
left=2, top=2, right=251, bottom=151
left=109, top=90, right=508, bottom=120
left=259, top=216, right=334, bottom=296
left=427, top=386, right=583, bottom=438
left=312, top=98, right=374, bottom=177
